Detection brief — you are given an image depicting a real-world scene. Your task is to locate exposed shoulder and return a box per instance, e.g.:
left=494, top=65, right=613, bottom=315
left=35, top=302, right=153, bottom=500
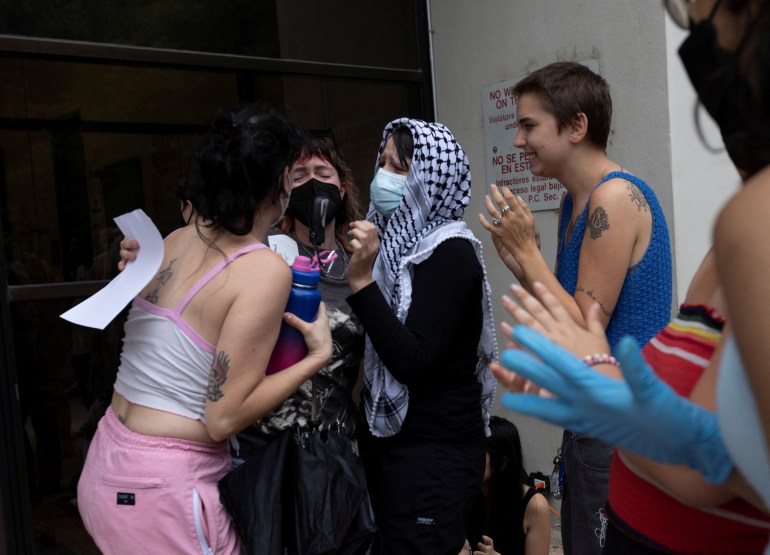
left=161, top=224, right=194, bottom=252
left=590, top=175, right=650, bottom=213
left=715, top=168, right=770, bottom=242
left=523, top=488, right=550, bottom=530
left=526, top=490, right=550, bottom=513
left=241, top=246, right=291, bottom=276
left=228, top=246, right=291, bottom=295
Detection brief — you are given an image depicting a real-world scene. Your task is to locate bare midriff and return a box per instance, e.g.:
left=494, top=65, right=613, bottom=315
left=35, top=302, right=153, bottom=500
left=110, top=391, right=217, bottom=444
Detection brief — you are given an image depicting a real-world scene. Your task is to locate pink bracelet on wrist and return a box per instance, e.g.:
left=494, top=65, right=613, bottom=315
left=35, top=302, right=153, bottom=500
left=582, top=353, right=619, bottom=367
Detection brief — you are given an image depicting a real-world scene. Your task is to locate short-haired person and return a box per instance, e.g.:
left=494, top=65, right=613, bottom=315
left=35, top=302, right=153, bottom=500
left=480, top=61, right=672, bottom=554
left=77, top=104, right=333, bottom=554
left=491, top=0, right=770, bottom=552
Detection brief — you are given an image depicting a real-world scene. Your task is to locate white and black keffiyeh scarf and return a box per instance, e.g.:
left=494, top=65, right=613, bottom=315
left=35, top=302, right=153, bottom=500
left=362, top=117, right=498, bottom=438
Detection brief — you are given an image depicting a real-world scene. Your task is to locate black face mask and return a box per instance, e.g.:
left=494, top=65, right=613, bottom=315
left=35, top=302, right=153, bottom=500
left=678, top=0, right=770, bottom=176
left=287, top=178, right=343, bottom=227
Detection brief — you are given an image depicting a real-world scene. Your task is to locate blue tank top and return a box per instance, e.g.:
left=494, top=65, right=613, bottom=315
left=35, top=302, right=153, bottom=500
left=555, top=171, right=672, bottom=352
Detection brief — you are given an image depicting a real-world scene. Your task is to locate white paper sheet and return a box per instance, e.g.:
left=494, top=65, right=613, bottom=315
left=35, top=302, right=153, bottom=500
left=60, top=209, right=164, bottom=330
left=268, top=233, right=299, bottom=266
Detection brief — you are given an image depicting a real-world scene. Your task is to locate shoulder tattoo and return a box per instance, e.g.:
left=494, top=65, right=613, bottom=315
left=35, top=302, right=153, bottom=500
left=588, top=206, right=609, bottom=240
left=575, top=286, right=613, bottom=318
left=206, top=351, right=230, bottom=402
left=145, top=257, right=177, bottom=303
left=156, top=258, right=177, bottom=285
left=627, top=183, right=649, bottom=212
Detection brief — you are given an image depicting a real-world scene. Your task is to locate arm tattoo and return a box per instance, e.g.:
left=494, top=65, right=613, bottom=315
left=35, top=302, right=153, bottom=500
left=156, top=258, right=177, bottom=284
left=145, top=258, right=177, bottom=304
left=627, top=183, right=649, bottom=212
left=576, top=286, right=614, bottom=318
left=588, top=206, right=609, bottom=239
left=206, top=351, right=230, bottom=402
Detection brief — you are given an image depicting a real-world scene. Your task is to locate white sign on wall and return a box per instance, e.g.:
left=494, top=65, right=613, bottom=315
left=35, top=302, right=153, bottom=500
left=482, top=59, right=600, bottom=211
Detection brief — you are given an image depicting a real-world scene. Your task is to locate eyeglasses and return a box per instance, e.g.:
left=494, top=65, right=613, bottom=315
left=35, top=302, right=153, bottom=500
left=663, top=0, right=692, bottom=29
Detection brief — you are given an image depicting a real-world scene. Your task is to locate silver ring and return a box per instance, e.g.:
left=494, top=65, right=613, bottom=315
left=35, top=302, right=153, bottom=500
left=500, top=204, right=511, bottom=215
left=492, top=218, right=501, bottom=226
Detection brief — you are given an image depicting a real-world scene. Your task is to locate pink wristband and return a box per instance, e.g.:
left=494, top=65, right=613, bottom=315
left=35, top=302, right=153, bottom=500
left=582, top=353, right=619, bottom=367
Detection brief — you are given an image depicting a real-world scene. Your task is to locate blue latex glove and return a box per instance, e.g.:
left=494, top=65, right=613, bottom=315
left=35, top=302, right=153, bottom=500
left=500, top=326, right=733, bottom=484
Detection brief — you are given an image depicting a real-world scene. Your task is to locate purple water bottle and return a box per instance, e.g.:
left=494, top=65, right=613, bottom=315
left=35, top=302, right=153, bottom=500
left=265, top=255, right=322, bottom=375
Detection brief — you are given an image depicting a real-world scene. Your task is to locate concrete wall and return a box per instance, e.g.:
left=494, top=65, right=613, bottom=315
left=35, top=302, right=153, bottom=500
left=664, top=20, right=740, bottom=295
left=428, top=0, right=739, bottom=480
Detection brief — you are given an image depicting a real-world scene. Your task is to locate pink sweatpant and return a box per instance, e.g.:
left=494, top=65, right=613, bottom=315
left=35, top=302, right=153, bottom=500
left=77, top=407, right=241, bottom=554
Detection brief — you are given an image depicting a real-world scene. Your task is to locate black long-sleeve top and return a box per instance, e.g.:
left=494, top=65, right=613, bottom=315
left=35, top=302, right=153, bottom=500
left=347, top=238, right=484, bottom=441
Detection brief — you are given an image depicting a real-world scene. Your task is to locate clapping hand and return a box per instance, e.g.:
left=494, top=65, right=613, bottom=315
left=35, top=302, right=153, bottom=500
left=501, top=282, right=608, bottom=355
left=499, top=326, right=733, bottom=484
left=479, top=185, right=540, bottom=273
left=492, top=281, right=612, bottom=396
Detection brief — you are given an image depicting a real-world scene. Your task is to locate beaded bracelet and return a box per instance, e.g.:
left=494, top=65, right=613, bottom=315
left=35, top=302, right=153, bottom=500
left=583, top=353, right=619, bottom=367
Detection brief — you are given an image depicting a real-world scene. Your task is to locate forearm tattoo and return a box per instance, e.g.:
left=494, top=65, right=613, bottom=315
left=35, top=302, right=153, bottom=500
left=206, top=351, right=230, bottom=402
left=627, top=183, right=649, bottom=212
left=145, top=258, right=177, bottom=303
left=576, top=286, right=613, bottom=318
left=588, top=206, right=609, bottom=239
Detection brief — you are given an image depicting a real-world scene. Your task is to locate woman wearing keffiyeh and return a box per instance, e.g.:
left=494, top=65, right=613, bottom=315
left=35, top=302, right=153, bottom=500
left=345, top=118, right=498, bottom=554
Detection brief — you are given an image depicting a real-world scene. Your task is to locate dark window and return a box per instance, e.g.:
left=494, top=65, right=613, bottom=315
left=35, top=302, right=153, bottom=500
left=0, top=3, right=431, bottom=552
left=0, top=58, right=418, bottom=284
left=0, top=1, right=419, bottom=68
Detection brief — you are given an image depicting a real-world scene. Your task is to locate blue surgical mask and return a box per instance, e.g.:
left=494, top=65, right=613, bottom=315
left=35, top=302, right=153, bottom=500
left=370, top=168, right=407, bottom=217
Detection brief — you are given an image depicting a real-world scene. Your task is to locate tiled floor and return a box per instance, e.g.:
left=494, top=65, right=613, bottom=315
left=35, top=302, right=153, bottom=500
left=550, top=514, right=563, bottom=555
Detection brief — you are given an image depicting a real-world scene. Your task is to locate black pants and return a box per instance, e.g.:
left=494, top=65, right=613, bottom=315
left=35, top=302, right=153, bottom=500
left=360, top=429, right=485, bottom=555
left=560, top=431, right=613, bottom=555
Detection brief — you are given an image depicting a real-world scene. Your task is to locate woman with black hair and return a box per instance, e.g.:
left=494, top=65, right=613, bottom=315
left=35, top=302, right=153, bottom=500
left=468, top=416, right=550, bottom=555
left=77, top=104, right=332, bottom=555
